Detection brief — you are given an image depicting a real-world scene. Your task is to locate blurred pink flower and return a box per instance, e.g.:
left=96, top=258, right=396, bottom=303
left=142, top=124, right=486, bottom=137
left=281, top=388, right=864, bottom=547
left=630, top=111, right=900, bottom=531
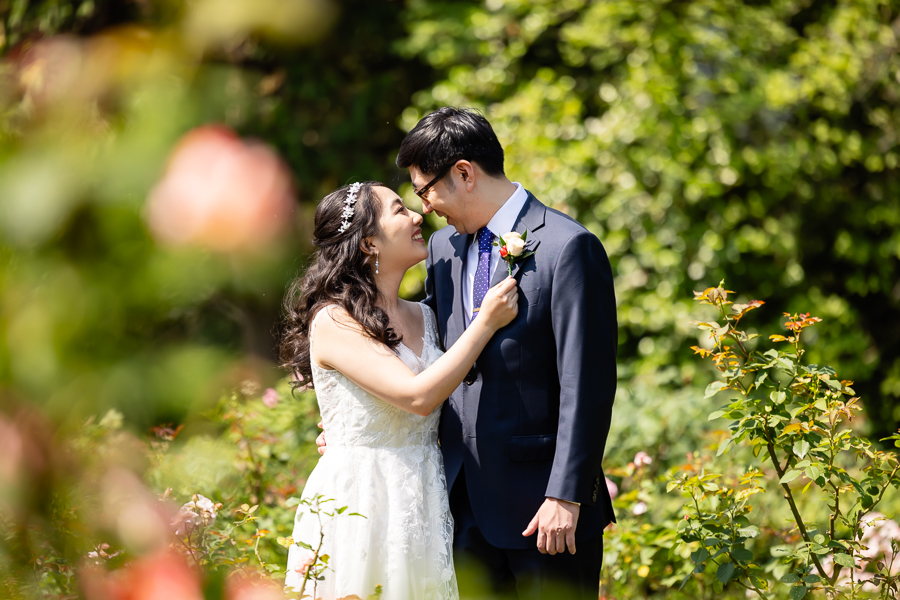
left=13, top=35, right=85, bottom=110
left=633, top=451, right=653, bottom=467
left=81, top=551, right=203, bottom=600
left=171, top=494, right=219, bottom=536
left=605, top=477, right=618, bottom=501
left=225, top=575, right=284, bottom=600
left=860, top=512, right=900, bottom=575
left=101, top=468, right=173, bottom=553
left=294, top=553, right=315, bottom=577
left=262, top=388, right=280, bottom=408
left=146, top=125, right=296, bottom=252
left=632, top=501, right=648, bottom=516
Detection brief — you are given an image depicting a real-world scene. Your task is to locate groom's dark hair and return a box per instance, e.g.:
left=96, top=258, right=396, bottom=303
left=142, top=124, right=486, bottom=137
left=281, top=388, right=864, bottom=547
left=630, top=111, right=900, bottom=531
left=396, top=107, right=505, bottom=177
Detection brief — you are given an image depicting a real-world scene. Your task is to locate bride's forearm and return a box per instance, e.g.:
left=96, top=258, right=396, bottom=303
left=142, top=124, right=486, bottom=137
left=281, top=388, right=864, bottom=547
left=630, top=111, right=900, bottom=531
left=407, top=319, right=495, bottom=415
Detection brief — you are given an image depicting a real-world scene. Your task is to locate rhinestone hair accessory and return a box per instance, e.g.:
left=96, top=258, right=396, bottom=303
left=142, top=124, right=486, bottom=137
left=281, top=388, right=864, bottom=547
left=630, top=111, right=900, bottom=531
left=337, top=182, right=363, bottom=234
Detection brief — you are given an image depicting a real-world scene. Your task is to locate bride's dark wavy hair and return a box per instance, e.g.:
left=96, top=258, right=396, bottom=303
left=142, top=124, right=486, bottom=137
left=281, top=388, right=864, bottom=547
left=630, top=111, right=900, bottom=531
left=279, top=181, right=400, bottom=391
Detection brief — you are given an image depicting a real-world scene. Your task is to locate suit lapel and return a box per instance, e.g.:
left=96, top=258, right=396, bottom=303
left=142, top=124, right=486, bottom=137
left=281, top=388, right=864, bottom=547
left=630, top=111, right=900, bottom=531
left=447, top=231, right=471, bottom=344
left=490, top=191, right=546, bottom=287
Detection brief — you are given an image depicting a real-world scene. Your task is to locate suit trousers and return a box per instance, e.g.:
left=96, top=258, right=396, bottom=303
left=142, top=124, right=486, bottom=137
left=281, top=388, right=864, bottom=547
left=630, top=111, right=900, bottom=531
left=450, top=468, right=602, bottom=600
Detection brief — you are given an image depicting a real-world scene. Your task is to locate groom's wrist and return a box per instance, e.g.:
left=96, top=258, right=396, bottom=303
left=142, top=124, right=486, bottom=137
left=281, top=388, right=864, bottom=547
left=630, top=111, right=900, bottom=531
left=547, top=496, right=581, bottom=507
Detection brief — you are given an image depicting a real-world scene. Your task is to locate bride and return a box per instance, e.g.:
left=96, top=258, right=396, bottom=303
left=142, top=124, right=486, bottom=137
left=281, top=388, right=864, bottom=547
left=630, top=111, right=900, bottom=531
left=279, top=181, right=518, bottom=600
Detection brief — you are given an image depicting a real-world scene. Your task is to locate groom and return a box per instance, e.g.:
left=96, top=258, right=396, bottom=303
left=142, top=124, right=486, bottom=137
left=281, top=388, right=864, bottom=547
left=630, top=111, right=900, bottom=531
left=397, top=107, right=617, bottom=599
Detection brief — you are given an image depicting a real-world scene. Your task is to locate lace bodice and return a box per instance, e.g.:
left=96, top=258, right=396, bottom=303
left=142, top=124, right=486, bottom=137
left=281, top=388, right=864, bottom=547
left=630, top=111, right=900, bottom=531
left=309, top=303, right=445, bottom=449
left=288, top=302, right=457, bottom=600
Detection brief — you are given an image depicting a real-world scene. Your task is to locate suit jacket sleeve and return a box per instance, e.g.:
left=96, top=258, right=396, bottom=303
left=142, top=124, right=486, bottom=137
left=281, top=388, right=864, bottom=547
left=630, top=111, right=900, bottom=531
left=545, top=230, right=617, bottom=505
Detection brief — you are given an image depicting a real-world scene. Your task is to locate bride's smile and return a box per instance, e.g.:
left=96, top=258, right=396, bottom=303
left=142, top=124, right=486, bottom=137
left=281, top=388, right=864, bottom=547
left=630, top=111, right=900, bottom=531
left=369, top=186, right=428, bottom=273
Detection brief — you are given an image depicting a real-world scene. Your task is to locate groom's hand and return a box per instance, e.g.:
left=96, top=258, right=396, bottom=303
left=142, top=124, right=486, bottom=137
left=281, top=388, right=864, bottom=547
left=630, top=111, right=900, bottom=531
left=522, top=498, right=580, bottom=555
left=316, top=421, right=326, bottom=455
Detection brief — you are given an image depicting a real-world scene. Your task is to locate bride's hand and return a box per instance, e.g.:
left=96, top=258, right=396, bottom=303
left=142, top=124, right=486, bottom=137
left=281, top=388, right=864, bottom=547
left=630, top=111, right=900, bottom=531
left=478, top=277, right=519, bottom=330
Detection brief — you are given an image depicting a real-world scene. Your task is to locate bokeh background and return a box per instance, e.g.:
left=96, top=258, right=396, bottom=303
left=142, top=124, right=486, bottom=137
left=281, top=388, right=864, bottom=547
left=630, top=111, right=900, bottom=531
left=1, top=0, right=899, bottom=598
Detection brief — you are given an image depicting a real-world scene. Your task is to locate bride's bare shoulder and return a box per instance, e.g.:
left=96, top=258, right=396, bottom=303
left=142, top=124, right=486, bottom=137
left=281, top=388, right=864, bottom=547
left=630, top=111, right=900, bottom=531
left=312, top=305, right=365, bottom=339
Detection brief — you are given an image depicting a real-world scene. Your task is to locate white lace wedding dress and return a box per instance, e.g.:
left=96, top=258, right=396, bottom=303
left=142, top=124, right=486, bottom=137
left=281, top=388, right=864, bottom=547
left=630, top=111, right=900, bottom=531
left=285, top=303, right=458, bottom=600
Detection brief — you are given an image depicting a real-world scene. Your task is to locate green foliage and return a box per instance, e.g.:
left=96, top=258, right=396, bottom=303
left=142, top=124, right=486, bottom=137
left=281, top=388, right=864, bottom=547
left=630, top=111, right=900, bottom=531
left=398, top=0, right=900, bottom=438
left=669, top=283, right=900, bottom=598
left=3, top=1, right=900, bottom=599
left=0, top=382, right=323, bottom=598
left=0, top=0, right=435, bottom=428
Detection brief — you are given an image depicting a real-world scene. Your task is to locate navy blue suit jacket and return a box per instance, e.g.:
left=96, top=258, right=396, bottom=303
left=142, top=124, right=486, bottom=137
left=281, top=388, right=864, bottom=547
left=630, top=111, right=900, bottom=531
left=424, top=191, right=618, bottom=550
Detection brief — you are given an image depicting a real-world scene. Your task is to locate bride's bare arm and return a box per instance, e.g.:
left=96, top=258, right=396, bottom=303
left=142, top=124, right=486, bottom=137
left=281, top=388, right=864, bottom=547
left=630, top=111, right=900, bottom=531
left=313, top=278, right=518, bottom=416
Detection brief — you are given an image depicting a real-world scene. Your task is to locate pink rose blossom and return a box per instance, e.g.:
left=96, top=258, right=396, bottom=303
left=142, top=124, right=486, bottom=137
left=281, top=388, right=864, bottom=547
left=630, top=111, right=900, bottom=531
left=634, top=451, right=653, bottom=467
left=146, top=125, right=295, bottom=253
left=293, top=553, right=315, bottom=577
left=605, top=477, right=618, bottom=501
left=261, top=388, right=279, bottom=408
left=632, top=501, right=648, bottom=516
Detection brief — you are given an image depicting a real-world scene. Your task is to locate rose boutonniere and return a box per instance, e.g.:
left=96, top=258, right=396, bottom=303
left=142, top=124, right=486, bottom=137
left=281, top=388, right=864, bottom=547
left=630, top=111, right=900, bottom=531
left=495, top=230, right=536, bottom=276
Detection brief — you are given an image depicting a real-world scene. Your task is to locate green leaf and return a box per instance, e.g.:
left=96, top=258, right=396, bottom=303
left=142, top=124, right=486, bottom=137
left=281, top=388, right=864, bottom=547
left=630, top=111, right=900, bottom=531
left=770, top=546, right=792, bottom=557
left=833, top=553, right=855, bottom=568
left=793, top=440, right=810, bottom=459
left=716, top=562, right=735, bottom=584
left=781, top=573, right=801, bottom=583
left=717, top=438, right=732, bottom=457
left=706, top=381, right=728, bottom=399
left=731, top=548, right=753, bottom=562
left=738, top=525, right=760, bottom=538
left=824, top=378, right=842, bottom=390
left=780, top=470, right=802, bottom=484
left=803, top=574, right=821, bottom=584
left=777, top=357, right=795, bottom=370
left=691, top=548, right=710, bottom=564
left=789, top=585, right=808, bottom=600
left=285, top=497, right=301, bottom=507
left=805, top=465, right=824, bottom=482
left=770, top=391, right=787, bottom=404
left=708, top=410, right=726, bottom=421
left=789, top=405, right=807, bottom=418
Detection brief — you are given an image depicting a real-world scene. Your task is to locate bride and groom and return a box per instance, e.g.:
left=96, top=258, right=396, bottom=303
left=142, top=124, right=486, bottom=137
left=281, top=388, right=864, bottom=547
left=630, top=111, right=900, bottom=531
left=279, top=107, right=618, bottom=599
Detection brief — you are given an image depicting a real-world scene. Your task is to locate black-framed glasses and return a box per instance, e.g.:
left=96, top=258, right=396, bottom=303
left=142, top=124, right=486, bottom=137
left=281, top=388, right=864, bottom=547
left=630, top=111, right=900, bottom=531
left=413, top=161, right=458, bottom=199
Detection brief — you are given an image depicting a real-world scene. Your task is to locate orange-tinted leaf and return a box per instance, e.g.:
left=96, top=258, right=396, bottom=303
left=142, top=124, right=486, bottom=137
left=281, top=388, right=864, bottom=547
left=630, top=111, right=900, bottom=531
left=691, top=346, right=712, bottom=358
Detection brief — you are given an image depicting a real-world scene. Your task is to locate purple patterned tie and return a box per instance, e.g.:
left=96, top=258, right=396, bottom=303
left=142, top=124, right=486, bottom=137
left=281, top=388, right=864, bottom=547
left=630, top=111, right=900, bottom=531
left=470, top=226, right=494, bottom=322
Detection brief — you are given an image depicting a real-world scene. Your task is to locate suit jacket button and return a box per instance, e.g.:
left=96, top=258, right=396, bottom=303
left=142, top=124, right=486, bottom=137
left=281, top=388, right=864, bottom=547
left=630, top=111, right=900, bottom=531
left=464, top=366, right=477, bottom=385
left=592, top=493, right=598, bottom=502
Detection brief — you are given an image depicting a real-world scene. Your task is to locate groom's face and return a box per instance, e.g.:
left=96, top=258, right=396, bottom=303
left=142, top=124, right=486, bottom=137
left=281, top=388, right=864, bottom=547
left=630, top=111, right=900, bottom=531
left=408, top=165, right=475, bottom=235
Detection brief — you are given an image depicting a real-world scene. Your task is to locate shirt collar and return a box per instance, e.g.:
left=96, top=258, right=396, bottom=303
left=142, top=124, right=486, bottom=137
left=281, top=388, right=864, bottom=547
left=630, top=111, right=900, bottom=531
left=483, top=182, right=528, bottom=241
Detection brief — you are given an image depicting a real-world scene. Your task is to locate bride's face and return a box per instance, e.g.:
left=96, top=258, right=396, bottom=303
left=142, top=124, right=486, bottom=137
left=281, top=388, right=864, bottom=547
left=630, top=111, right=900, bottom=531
left=370, top=186, right=427, bottom=272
